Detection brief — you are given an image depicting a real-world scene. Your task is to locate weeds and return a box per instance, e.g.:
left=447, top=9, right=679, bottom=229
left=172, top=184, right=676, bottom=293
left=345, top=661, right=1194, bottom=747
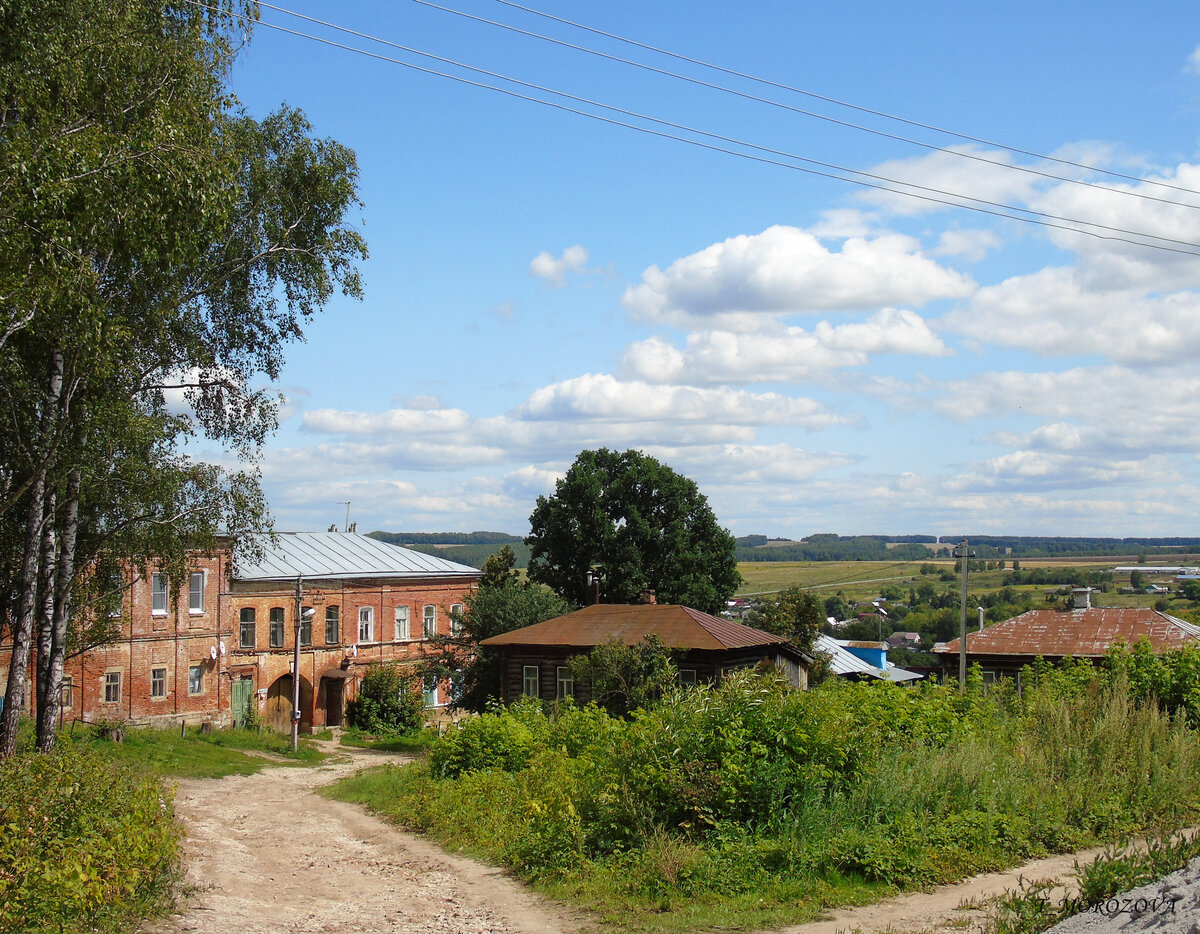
left=327, top=667, right=1200, bottom=932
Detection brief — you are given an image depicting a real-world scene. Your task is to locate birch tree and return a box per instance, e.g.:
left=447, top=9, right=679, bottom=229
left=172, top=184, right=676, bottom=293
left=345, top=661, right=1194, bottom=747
left=0, top=0, right=368, bottom=755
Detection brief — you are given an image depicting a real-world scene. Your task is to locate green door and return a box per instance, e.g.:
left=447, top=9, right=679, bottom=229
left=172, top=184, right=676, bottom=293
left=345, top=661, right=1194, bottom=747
left=231, top=678, right=253, bottom=728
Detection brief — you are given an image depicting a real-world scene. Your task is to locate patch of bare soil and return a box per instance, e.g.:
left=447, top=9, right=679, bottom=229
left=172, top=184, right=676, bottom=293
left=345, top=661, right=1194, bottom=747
left=145, top=744, right=586, bottom=934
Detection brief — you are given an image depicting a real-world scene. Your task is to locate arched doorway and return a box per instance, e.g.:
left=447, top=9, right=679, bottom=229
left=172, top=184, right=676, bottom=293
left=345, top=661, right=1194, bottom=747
left=264, top=674, right=313, bottom=733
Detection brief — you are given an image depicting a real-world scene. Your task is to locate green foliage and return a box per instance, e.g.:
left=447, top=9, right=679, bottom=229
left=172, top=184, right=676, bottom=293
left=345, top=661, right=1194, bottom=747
left=568, top=635, right=679, bottom=719
left=345, top=664, right=424, bottom=736
left=0, top=744, right=179, bottom=933
left=332, top=663, right=1200, bottom=932
left=422, top=546, right=574, bottom=712
left=526, top=448, right=741, bottom=614
left=748, top=587, right=824, bottom=651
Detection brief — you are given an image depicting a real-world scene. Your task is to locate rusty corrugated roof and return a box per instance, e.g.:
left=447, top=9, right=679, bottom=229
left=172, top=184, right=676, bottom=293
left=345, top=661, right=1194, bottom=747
left=481, top=603, right=792, bottom=652
left=934, top=608, right=1200, bottom=658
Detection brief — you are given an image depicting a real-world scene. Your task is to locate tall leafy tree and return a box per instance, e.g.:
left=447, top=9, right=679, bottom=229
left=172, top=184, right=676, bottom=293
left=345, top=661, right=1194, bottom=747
left=747, top=587, right=825, bottom=653
left=0, top=0, right=368, bottom=755
left=422, top=547, right=573, bottom=712
left=525, top=449, right=741, bottom=614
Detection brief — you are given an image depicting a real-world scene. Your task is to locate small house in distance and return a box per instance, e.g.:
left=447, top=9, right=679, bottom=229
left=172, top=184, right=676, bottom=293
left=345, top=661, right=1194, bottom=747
left=933, top=604, right=1200, bottom=684
left=481, top=602, right=811, bottom=702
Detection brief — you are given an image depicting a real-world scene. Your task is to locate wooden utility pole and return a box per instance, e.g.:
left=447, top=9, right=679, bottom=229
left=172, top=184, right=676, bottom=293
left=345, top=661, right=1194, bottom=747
left=956, top=539, right=971, bottom=693
left=291, top=576, right=303, bottom=751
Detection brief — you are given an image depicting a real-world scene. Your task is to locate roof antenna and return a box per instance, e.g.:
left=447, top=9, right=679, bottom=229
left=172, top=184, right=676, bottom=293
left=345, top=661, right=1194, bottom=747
left=337, top=501, right=351, bottom=532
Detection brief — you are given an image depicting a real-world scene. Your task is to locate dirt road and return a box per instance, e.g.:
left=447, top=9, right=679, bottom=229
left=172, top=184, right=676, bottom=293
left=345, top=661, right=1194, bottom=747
left=147, top=745, right=584, bottom=934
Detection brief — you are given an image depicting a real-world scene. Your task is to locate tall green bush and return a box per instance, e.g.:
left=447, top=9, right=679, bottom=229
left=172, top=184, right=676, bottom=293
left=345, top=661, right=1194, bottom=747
left=346, top=664, right=425, bottom=736
left=0, top=744, right=179, bottom=933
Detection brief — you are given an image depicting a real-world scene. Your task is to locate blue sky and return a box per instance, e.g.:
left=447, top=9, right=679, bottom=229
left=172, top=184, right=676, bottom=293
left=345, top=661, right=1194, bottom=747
left=221, top=0, right=1200, bottom=539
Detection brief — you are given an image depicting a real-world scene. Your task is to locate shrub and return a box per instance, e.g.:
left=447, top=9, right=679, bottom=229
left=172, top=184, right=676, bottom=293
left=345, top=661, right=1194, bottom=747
left=0, top=744, right=180, bottom=933
left=345, top=664, right=424, bottom=736
left=430, top=698, right=548, bottom=778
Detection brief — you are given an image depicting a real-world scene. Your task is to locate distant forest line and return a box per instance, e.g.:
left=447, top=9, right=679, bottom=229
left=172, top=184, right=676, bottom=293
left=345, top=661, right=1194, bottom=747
left=369, top=530, right=1200, bottom=570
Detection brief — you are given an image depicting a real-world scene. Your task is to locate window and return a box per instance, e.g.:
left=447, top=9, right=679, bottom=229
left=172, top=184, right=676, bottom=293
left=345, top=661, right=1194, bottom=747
left=679, top=669, right=698, bottom=687
left=188, top=664, right=203, bottom=695
left=450, top=604, right=464, bottom=637
left=107, top=574, right=123, bottom=617
left=269, top=607, right=284, bottom=648
left=394, top=606, right=410, bottom=641
left=151, top=573, right=168, bottom=614
left=423, top=675, right=438, bottom=708
left=239, top=608, right=256, bottom=649
left=422, top=605, right=436, bottom=639
left=522, top=665, right=539, bottom=697
left=358, top=606, right=374, bottom=643
left=59, top=676, right=73, bottom=708
left=300, top=606, right=313, bottom=647
left=104, top=671, right=121, bottom=703
left=325, top=606, right=339, bottom=644
left=556, top=666, right=573, bottom=699
left=151, top=667, right=167, bottom=699
left=189, top=572, right=205, bottom=613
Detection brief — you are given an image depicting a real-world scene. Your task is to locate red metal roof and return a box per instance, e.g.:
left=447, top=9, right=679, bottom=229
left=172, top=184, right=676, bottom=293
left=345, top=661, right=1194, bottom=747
left=934, top=607, right=1200, bottom=658
left=481, top=603, right=792, bottom=652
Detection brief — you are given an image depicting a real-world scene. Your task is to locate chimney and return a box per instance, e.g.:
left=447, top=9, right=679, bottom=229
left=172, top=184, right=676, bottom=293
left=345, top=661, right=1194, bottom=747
left=1072, top=587, right=1092, bottom=610
left=638, top=590, right=657, bottom=605
left=978, top=606, right=985, bottom=631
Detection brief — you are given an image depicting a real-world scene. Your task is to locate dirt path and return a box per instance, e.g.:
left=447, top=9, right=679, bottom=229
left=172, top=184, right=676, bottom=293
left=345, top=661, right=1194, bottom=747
left=146, top=744, right=585, bottom=934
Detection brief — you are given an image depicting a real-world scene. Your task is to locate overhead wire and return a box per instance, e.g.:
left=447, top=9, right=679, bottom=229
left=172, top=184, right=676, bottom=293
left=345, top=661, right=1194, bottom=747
left=236, top=2, right=1200, bottom=256
left=485, top=0, right=1200, bottom=202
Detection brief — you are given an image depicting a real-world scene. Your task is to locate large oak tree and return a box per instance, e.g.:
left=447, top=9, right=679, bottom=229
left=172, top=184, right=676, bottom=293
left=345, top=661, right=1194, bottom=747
left=525, top=449, right=741, bottom=615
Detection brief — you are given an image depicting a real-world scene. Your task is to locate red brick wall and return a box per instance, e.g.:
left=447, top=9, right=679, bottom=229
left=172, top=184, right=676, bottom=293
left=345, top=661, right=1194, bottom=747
left=1, top=547, right=478, bottom=730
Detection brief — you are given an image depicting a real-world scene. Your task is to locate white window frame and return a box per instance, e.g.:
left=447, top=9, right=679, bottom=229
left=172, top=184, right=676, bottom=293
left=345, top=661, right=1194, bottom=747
left=59, top=676, right=73, bottom=709
left=325, top=606, right=339, bottom=645
left=151, top=573, right=168, bottom=615
left=188, top=664, right=203, bottom=696
left=104, top=670, right=122, bottom=704
left=151, top=667, right=167, bottom=699
left=188, top=571, right=205, bottom=614
left=422, top=604, right=436, bottom=640
left=269, top=607, right=285, bottom=648
left=679, top=669, right=698, bottom=687
left=522, top=664, right=539, bottom=697
left=556, top=666, right=573, bottom=699
left=358, top=606, right=374, bottom=643
left=239, top=608, right=256, bottom=649
left=450, top=603, right=464, bottom=638
left=394, top=606, right=410, bottom=641
left=299, top=606, right=313, bottom=647
left=423, top=675, right=438, bottom=708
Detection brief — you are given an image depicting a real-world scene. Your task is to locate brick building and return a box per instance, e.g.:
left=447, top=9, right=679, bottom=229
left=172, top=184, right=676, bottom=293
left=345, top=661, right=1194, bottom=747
left=0, top=532, right=480, bottom=731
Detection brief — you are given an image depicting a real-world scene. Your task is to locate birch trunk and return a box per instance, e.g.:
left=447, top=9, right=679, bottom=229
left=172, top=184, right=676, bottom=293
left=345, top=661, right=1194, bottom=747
left=37, top=470, right=78, bottom=751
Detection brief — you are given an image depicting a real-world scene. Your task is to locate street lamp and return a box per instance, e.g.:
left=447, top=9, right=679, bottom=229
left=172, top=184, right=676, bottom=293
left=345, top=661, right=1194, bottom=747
left=291, top=576, right=315, bottom=752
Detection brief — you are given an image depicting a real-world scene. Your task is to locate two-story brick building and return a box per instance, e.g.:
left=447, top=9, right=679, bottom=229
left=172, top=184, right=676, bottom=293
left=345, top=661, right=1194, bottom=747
left=0, top=532, right=480, bottom=731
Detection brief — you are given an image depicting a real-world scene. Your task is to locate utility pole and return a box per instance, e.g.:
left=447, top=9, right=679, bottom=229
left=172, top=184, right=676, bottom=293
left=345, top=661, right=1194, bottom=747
left=955, top=539, right=973, bottom=693
left=291, top=576, right=303, bottom=752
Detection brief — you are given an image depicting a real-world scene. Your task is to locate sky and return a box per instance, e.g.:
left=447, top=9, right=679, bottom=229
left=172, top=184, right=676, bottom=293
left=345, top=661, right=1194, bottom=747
left=220, top=0, right=1200, bottom=540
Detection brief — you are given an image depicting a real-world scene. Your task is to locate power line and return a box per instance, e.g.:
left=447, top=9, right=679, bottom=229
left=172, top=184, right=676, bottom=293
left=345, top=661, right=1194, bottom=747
left=239, top=2, right=1200, bottom=255
left=485, top=0, right=1200, bottom=203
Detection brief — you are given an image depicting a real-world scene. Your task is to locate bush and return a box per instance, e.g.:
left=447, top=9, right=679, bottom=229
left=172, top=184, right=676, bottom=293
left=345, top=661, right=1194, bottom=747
left=0, top=743, right=180, bottom=933
left=345, top=664, right=425, bottom=736
left=430, top=697, right=548, bottom=777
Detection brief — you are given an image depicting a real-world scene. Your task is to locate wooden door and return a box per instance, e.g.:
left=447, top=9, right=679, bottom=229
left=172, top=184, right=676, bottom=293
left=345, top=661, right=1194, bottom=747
left=324, top=678, right=344, bottom=728
left=231, top=678, right=253, bottom=728
left=264, top=675, right=293, bottom=733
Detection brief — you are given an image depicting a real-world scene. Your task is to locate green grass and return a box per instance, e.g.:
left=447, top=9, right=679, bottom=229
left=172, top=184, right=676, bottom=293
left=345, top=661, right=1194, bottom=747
left=339, top=726, right=437, bottom=754
left=73, top=723, right=326, bottom=779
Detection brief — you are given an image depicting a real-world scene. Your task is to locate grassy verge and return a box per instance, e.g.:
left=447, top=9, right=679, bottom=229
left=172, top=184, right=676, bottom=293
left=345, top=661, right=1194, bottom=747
left=326, top=669, right=1200, bottom=934
left=339, top=725, right=437, bottom=754
left=71, top=721, right=326, bottom=779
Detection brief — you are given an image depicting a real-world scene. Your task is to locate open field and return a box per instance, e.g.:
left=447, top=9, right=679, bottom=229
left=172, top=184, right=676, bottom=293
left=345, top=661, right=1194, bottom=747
left=736, top=556, right=1200, bottom=614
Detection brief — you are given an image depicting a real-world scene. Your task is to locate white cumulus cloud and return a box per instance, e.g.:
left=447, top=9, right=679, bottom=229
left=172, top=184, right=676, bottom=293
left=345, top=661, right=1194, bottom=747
left=621, top=225, right=975, bottom=328
left=529, top=244, right=589, bottom=286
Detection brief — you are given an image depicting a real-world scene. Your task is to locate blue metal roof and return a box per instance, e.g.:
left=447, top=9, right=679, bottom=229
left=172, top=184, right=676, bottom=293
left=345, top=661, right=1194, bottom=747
left=233, top=532, right=481, bottom=581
